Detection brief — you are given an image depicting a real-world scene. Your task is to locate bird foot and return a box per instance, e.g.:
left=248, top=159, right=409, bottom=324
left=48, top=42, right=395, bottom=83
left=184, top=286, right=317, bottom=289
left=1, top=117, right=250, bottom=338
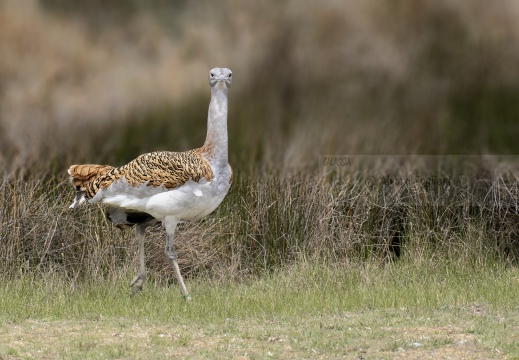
left=183, top=294, right=192, bottom=301
left=130, top=273, right=146, bottom=295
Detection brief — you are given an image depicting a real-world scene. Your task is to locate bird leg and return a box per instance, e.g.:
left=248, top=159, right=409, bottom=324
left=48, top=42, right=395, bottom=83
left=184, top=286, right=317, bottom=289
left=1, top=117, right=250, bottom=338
left=165, top=233, right=191, bottom=301
left=130, top=223, right=147, bottom=295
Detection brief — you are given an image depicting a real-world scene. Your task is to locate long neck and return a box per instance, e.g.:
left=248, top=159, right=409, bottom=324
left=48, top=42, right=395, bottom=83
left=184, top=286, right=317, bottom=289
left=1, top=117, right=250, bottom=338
left=202, top=87, right=228, bottom=167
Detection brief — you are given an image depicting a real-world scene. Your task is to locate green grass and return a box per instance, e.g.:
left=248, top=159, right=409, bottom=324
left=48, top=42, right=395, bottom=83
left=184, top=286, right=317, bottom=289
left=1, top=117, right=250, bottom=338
left=1, top=260, right=518, bottom=358
left=2, top=260, right=518, bottom=322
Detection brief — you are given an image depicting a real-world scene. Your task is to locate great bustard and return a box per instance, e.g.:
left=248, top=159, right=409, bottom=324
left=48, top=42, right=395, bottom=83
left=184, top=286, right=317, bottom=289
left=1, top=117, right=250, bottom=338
left=68, top=67, right=233, bottom=300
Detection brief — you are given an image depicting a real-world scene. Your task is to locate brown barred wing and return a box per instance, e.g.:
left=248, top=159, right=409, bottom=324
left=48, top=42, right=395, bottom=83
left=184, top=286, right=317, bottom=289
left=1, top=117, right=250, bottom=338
left=86, top=150, right=214, bottom=199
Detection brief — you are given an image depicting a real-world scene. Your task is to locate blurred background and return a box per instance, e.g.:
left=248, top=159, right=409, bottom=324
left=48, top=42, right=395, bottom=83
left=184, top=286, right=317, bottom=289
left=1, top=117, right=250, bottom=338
left=1, top=0, right=519, bottom=174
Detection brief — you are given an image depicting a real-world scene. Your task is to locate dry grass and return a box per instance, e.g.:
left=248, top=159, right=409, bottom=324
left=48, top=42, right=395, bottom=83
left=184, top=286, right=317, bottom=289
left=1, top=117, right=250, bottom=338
left=1, top=155, right=518, bottom=282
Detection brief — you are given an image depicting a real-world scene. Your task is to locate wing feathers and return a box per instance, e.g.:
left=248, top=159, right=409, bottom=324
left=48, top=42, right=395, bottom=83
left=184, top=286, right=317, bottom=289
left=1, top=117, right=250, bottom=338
left=68, top=164, right=114, bottom=190
left=68, top=150, right=213, bottom=204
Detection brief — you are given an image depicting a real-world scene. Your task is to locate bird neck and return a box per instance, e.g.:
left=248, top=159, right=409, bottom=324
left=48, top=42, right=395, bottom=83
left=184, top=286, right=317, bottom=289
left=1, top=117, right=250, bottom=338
left=202, top=87, right=228, bottom=167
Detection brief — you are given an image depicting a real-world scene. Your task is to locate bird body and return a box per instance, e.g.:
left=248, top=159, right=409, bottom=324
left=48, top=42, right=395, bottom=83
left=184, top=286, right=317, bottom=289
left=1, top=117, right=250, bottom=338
left=67, top=67, right=233, bottom=298
left=70, top=150, right=231, bottom=222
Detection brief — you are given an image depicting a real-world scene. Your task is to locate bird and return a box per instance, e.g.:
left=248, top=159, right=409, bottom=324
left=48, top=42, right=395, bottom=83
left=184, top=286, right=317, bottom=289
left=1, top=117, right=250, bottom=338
left=67, top=67, right=233, bottom=300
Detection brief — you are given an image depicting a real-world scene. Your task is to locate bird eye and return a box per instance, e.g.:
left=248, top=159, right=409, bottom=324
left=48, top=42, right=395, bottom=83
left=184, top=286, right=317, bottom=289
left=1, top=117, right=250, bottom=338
left=210, top=72, right=215, bottom=78
left=228, top=73, right=232, bottom=78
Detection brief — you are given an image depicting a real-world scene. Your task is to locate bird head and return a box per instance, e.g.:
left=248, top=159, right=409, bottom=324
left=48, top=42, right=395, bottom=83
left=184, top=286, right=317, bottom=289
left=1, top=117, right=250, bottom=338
left=209, top=67, right=232, bottom=89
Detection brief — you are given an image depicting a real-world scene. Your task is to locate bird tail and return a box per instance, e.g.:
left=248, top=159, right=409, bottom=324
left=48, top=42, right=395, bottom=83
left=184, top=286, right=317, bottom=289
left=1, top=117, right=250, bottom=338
left=68, top=164, right=114, bottom=208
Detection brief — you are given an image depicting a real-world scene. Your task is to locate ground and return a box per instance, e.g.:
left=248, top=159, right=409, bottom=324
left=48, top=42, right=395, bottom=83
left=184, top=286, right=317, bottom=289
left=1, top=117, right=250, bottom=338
left=0, top=309, right=509, bottom=359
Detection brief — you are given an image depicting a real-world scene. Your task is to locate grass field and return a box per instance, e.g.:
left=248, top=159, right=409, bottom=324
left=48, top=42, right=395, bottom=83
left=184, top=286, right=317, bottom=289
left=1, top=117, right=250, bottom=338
left=2, top=1, right=519, bottom=359
left=2, top=155, right=519, bottom=358
left=1, top=261, right=519, bottom=359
